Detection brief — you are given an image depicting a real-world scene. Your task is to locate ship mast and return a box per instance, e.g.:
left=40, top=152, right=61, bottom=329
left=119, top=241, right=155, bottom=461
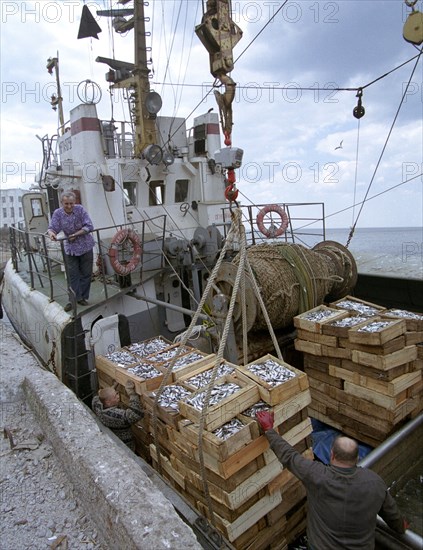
left=132, top=0, right=158, bottom=156
left=96, top=0, right=160, bottom=158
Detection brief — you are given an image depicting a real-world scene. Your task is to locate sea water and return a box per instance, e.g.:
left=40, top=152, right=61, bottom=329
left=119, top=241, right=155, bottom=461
left=301, top=227, right=423, bottom=281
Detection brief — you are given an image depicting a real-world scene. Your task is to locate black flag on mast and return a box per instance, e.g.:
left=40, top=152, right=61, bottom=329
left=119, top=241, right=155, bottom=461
left=77, top=5, right=102, bottom=39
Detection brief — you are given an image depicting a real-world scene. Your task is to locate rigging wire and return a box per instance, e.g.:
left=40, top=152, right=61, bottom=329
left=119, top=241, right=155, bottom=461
left=351, top=118, right=361, bottom=226
left=346, top=47, right=423, bottom=247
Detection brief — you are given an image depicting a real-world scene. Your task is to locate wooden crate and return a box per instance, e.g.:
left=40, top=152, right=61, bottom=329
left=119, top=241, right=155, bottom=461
left=329, top=295, right=385, bottom=317
left=237, top=355, right=309, bottom=406
left=348, top=318, right=406, bottom=346
left=296, top=329, right=338, bottom=347
left=294, top=339, right=322, bottom=356
left=144, top=383, right=193, bottom=429
left=178, top=415, right=257, bottom=462
left=329, top=364, right=422, bottom=397
left=161, top=351, right=216, bottom=382
left=321, top=315, right=372, bottom=337
left=293, top=305, right=348, bottom=333
left=381, top=309, right=423, bottom=332
left=178, top=360, right=238, bottom=391
left=352, top=345, right=417, bottom=370
left=114, top=361, right=164, bottom=394
left=342, top=335, right=406, bottom=356
left=125, top=335, right=172, bottom=358
left=179, top=373, right=260, bottom=431
left=95, top=349, right=138, bottom=378
left=144, top=343, right=194, bottom=365
left=238, top=390, right=312, bottom=433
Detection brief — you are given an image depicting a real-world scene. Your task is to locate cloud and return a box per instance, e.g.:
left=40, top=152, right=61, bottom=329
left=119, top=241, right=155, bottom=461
left=1, top=0, right=422, bottom=228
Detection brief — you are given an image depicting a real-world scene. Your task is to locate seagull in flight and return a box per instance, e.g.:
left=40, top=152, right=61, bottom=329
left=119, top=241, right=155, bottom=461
left=335, top=140, right=343, bottom=150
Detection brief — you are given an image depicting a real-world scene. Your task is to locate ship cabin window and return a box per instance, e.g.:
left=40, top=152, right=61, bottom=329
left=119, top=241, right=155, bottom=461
left=175, top=179, right=189, bottom=203
left=10, top=207, right=14, bottom=218
left=30, top=198, right=44, bottom=217
left=123, top=182, right=137, bottom=206
left=2, top=208, right=6, bottom=218
left=2, top=196, right=5, bottom=203
left=9, top=196, right=14, bottom=203
left=149, top=180, right=164, bottom=206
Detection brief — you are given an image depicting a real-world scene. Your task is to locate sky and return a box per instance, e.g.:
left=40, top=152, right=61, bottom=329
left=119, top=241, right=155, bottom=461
left=0, top=0, right=422, bottom=228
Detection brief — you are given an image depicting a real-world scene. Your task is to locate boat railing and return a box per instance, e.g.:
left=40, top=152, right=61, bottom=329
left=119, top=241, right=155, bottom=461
left=8, top=215, right=167, bottom=307
left=220, top=202, right=326, bottom=246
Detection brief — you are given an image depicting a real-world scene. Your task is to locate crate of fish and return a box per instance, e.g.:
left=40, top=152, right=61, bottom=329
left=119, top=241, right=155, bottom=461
left=178, top=415, right=257, bottom=461
left=144, top=383, right=193, bottom=429
left=144, top=343, right=194, bottom=368
left=95, top=349, right=139, bottom=378
left=114, top=360, right=164, bottom=394
left=381, top=309, right=423, bottom=332
left=293, top=305, right=348, bottom=333
left=178, top=360, right=238, bottom=391
left=348, top=318, right=407, bottom=346
left=159, top=350, right=216, bottom=382
left=321, top=314, right=374, bottom=338
left=238, top=355, right=309, bottom=405
left=178, top=373, right=260, bottom=431
left=329, top=295, right=386, bottom=317
left=125, top=336, right=172, bottom=359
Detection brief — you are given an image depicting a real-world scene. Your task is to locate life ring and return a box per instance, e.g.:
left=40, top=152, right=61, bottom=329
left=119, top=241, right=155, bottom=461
left=108, top=229, right=142, bottom=276
left=256, top=204, right=289, bottom=238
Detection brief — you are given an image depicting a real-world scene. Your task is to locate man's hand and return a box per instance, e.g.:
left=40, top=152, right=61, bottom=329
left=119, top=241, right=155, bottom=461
left=256, top=410, right=274, bottom=431
left=48, top=231, right=57, bottom=241
left=125, top=380, right=136, bottom=395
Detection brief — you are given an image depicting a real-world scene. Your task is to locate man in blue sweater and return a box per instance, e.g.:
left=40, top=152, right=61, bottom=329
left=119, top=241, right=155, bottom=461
left=256, top=411, right=406, bottom=550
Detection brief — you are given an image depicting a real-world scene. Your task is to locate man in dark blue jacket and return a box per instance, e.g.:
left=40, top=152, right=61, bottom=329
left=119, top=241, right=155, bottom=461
left=256, top=411, right=406, bottom=550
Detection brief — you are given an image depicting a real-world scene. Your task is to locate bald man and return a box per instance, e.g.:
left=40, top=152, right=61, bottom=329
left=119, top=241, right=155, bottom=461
left=256, top=411, right=405, bottom=550
left=92, top=380, right=143, bottom=451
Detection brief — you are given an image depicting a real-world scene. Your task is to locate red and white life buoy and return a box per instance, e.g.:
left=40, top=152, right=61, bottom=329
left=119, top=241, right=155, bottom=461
left=256, top=204, right=289, bottom=238
left=108, top=229, right=142, bottom=276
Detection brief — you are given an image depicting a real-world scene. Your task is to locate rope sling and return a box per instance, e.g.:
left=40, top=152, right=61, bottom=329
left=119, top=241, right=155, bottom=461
left=152, top=207, right=284, bottom=526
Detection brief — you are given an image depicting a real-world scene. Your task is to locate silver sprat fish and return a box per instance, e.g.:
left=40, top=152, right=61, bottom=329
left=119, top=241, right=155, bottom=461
left=187, top=382, right=240, bottom=410
left=105, top=350, right=136, bottom=366
left=247, top=359, right=295, bottom=387
left=127, top=337, right=169, bottom=357
left=358, top=321, right=393, bottom=333
left=152, top=385, right=191, bottom=411
left=335, top=300, right=380, bottom=316
left=242, top=401, right=271, bottom=417
left=328, top=316, right=367, bottom=328
left=128, top=363, right=161, bottom=379
left=213, top=419, right=244, bottom=440
left=186, top=363, right=235, bottom=388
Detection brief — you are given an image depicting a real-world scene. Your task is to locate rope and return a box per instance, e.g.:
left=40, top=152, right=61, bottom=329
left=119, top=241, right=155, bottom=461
left=151, top=207, right=242, bottom=476
left=275, top=245, right=316, bottom=313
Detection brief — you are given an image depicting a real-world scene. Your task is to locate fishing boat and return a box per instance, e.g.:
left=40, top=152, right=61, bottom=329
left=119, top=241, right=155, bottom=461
left=1, top=0, right=422, bottom=548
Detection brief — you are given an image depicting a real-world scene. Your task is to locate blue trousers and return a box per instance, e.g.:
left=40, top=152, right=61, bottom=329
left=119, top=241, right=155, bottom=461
left=65, top=249, right=93, bottom=301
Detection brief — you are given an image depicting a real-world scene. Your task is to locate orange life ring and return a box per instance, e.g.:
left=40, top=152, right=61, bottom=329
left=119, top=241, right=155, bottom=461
left=108, top=229, right=142, bottom=276
left=256, top=204, right=289, bottom=238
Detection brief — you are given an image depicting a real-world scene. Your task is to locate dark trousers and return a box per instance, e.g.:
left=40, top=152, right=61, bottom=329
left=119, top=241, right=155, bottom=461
left=66, top=249, right=93, bottom=301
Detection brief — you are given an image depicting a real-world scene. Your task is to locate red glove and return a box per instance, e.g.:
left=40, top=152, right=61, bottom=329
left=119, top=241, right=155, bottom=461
left=403, top=518, right=410, bottom=530
left=256, top=411, right=274, bottom=431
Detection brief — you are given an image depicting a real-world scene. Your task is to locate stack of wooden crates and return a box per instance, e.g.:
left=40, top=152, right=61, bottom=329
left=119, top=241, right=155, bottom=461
left=294, top=296, right=423, bottom=446
left=95, top=340, right=312, bottom=550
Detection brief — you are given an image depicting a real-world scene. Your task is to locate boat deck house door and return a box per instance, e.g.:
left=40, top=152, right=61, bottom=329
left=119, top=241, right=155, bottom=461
left=22, top=192, right=49, bottom=248
left=89, top=314, right=122, bottom=357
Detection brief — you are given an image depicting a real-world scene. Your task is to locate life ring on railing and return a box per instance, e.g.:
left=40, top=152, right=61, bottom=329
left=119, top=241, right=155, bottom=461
left=256, top=204, right=289, bottom=238
left=108, top=229, right=142, bottom=276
